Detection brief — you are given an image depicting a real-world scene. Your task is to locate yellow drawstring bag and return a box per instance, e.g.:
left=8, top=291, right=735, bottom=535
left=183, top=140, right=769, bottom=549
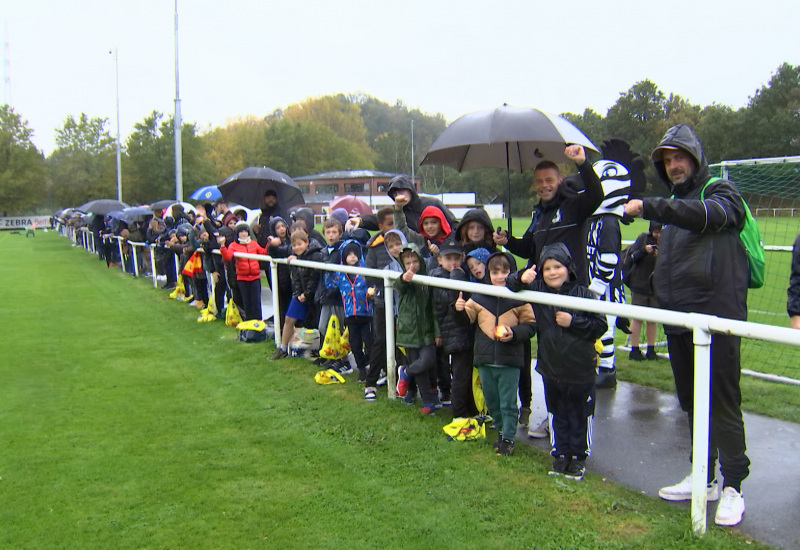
left=442, top=417, right=486, bottom=441
left=314, top=368, right=346, bottom=385
left=225, top=297, right=243, bottom=327
left=320, top=316, right=347, bottom=359
left=472, top=368, right=487, bottom=415
left=169, top=275, right=186, bottom=300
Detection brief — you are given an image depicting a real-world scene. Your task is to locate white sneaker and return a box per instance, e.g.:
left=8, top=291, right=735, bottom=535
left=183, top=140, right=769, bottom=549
left=658, top=473, right=719, bottom=502
left=527, top=417, right=550, bottom=439
left=714, top=487, right=745, bottom=526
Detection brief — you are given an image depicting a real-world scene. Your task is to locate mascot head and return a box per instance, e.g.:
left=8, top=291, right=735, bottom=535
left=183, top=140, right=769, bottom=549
left=592, top=138, right=646, bottom=217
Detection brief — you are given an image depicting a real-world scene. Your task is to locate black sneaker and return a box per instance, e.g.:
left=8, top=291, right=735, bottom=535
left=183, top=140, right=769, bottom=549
left=269, top=348, right=288, bottom=360
left=565, top=458, right=586, bottom=481
left=492, top=434, right=503, bottom=451
left=518, top=406, right=531, bottom=427
left=548, top=455, right=569, bottom=476
left=629, top=348, right=645, bottom=361
left=357, top=368, right=367, bottom=383
left=645, top=349, right=658, bottom=361
left=440, top=390, right=452, bottom=406
left=495, top=439, right=515, bottom=456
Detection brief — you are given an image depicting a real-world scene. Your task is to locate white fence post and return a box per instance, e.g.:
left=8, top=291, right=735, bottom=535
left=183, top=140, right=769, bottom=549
left=150, top=245, right=158, bottom=287
left=270, top=260, right=281, bottom=347
left=383, top=275, right=396, bottom=399
left=691, top=322, right=713, bottom=536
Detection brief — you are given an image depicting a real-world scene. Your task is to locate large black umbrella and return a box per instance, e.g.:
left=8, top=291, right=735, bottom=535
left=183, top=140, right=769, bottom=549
left=420, top=104, right=598, bottom=230
left=78, top=199, right=129, bottom=215
left=149, top=199, right=176, bottom=211
left=121, top=206, right=154, bottom=223
left=217, top=166, right=304, bottom=210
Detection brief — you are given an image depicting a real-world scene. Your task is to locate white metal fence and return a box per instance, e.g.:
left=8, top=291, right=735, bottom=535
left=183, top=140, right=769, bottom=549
left=61, top=221, right=799, bottom=536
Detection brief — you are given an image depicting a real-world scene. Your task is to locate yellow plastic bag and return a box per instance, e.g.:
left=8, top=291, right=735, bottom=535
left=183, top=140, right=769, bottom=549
left=314, top=368, right=346, bottom=385
left=236, top=320, right=266, bottom=332
left=169, top=275, right=186, bottom=300
left=472, top=368, right=487, bottom=415
left=443, top=417, right=486, bottom=441
left=320, top=315, right=347, bottom=360
left=225, top=297, right=243, bottom=327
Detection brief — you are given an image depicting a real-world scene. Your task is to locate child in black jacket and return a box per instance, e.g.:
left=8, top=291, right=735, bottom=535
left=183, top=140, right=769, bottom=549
left=506, top=242, right=607, bottom=479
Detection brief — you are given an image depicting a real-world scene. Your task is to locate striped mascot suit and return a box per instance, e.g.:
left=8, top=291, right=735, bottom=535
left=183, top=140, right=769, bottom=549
left=586, top=139, right=646, bottom=388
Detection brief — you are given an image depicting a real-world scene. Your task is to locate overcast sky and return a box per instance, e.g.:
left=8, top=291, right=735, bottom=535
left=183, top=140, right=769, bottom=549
left=4, top=0, right=798, bottom=155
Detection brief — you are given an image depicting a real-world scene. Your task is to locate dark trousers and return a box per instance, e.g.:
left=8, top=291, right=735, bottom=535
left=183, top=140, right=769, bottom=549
left=405, top=345, right=437, bottom=406
left=225, top=261, right=243, bottom=312
left=518, top=339, right=532, bottom=408
left=346, top=316, right=373, bottom=371
left=237, top=278, right=262, bottom=321
left=214, top=271, right=227, bottom=314
left=435, top=347, right=451, bottom=393
left=543, top=377, right=595, bottom=460
left=450, top=349, right=478, bottom=418
left=667, top=332, right=750, bottom=487
left=366, top=306, right=386, bottom=387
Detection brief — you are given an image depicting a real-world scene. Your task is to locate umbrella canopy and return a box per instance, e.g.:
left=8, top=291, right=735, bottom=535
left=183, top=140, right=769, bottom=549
left=120, top=206, right=154, bottom=223
left=420, top=104, right=599, bottom=230
left=421, top=105, right=598, bottom=171
left=106, top=210, right=126, bottom=221
left=329, top=195, right=372, bottom=216
left=149, top=199, right=177, bottom=211
left=218, top=166, right=304, bottom=210
left=78, top=199, right=129, bottom=215
left=189, top=185, right=221, bottom=201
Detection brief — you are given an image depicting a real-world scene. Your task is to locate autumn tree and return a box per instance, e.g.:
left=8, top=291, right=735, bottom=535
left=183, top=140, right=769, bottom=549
left=46, top=113, right=116, bottom=207
left=0, top=105, right=46, bottom=214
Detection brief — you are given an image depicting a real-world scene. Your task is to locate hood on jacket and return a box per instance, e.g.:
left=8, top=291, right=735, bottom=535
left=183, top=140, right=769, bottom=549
left=268, top=216, right=288, bottom=237
left=299, top=238, right=323, bottom=258
left=418, top=205, right=452, bottom=238
left=387, top=174, right=419, bottom=204
left=340, top=239, right=364, bottom=266
left=383, top=228, right=408, bottom=246
left=539, top=242, right=577, bottom=282
left=486, top=250, right=518, bottom=274
left=291, top=207, right=315, bottom=229
left=455, top=208, right=493, bottom=243
left=398, top=242, right=427, bottom=275
left=651, top=123, right=710, bottom=195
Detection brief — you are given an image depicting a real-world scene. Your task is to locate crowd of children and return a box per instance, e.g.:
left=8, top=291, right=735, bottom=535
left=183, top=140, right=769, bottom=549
left=81, top=186, right=611, bottom=481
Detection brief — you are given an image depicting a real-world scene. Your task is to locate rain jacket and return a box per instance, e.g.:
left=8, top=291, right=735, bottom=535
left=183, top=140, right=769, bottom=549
left=291, top=207, right=326, bottom=248
left=455, top=208, right=498, bottom=252
left=364, top=229, right=406, bottom=308
left=455, top=252, right=535, bottom=368
left=386, top=174, right=458, bottom=234
left=506, top=243, right=607, bottom=384
left=393, top=243, right=439, bottom=347
left=643, top=124, right=749, bottom=332
left=266, top=217, right=292, bottom=293
left=789, top=232, right=800, bottom=318
left=430, top=265, right=473, bottom=354
left=326, top=240, right=372, bottom=318
left=219, top=238, right=266, bottom=281
left=290, top=239, right=323, bottom=300
left=625, top=229, right=659, bottom=295
left=393, top=204, right=454, bottom=252
left=504, top=160, right=603, bottom=284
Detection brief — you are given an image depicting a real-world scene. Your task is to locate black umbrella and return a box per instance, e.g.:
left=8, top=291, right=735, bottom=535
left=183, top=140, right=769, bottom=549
left=78, top=199, right=129, bottom=215
left=121, top=206, right=154, bottom=223
left=420, top=104, right=598, bottom=231
left=218, top=166, right=304, bottom=210
left=149, top=199, right=176, bottom=211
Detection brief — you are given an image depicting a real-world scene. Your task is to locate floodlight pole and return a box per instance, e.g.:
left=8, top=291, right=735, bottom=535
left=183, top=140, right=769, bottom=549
left=173, top=0, right=183, bottom=202
left=111, top=48, right=122, bottom=202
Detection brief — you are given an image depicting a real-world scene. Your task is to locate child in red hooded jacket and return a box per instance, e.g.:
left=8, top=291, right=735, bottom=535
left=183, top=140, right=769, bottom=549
left=217, top=222, right=266, bottom=321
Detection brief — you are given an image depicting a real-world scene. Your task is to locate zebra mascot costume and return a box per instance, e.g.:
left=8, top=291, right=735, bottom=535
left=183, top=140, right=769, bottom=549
left=587, top=139, right=646, bottom=389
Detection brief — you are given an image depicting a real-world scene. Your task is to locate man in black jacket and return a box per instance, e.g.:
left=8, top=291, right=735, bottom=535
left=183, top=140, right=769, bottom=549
left=493, top=145, right=603, bottom=436
left=624, top=123, right=749, bottom=527
left=789, top=232, right=800, bottom=329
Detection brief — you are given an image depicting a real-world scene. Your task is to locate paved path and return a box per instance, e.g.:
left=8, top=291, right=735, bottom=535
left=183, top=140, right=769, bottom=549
left=520, top=373, right=800, bottom=549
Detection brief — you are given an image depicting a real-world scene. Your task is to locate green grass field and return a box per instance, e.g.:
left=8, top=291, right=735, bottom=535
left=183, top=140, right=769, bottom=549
left=0, top=230, right=769, bottom=549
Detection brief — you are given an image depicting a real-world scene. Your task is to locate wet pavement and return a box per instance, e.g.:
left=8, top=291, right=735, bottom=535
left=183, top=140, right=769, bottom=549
left=520, top=372, right=800, bottom=549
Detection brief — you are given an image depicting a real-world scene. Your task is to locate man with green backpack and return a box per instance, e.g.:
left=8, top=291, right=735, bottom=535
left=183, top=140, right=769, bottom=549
left=624, top=123, right=751, bottom=527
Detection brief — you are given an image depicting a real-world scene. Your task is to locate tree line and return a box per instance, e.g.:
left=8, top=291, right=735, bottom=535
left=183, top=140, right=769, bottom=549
left=1, top=63, right=798, bottom=216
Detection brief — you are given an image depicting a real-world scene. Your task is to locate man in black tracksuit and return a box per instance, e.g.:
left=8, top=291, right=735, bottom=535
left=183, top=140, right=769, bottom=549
left=493, top=145, right=604, bottom=434
left=789, top=232, right=800, bottom=330
left=625, top=123, right=749, bottom=527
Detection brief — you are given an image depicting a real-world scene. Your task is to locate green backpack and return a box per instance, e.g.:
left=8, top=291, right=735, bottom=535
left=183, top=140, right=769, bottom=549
left=701, top=177, right=765, bottom=289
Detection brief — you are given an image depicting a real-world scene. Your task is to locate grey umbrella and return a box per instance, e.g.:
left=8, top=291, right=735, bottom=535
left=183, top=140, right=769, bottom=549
left=420, top=104, right=598, bottom=230
left=78, top=198, right=129, bottom=215
left=217, top=166, right=304, bottom=210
